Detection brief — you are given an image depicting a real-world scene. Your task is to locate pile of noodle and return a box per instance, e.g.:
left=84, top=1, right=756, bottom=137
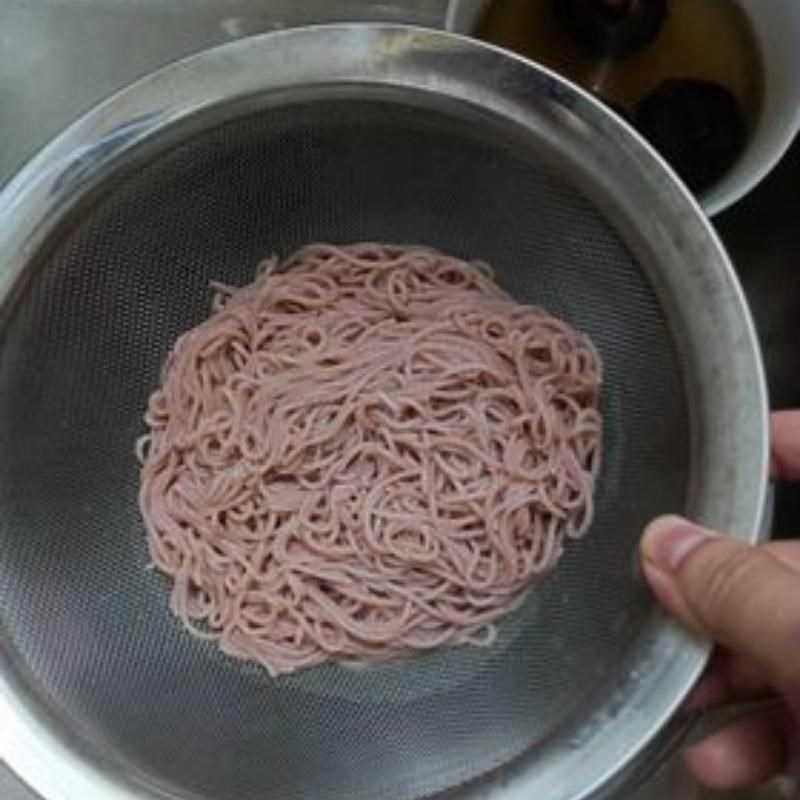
left=138, top=243, right=603, bottom=675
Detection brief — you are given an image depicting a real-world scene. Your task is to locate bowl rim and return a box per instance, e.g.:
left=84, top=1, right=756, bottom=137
left=444, top=0, right=800, bottom=217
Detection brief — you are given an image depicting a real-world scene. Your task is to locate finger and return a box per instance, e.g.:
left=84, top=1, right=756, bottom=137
left=771, top=410, right=800, bottom=481
left=641, top=516, right=800, bottom=694
left=765, top=540, right=800, bottom=572
left=684, top=671, right=730, bottom=712
left=684, top=651, right=773, bottom=712
left=684, top=708, right=789, bottom=789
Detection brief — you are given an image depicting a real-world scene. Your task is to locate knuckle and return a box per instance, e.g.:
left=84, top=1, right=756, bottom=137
left=684, top=542, right=761, bottom=630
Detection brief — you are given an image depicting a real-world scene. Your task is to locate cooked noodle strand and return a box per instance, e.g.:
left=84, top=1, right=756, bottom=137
left=139, top=243, right=602, bottom=675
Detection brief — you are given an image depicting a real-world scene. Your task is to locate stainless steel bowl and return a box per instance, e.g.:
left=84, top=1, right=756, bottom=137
left=0, top=24, right=768, bottom=800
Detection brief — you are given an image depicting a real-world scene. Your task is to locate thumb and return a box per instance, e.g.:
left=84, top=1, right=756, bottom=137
left=641, top=515, right=800, bottom=694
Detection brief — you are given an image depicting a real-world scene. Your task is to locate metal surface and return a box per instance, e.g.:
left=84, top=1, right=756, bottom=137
left=0, top=0, right=449, bottom=188
left=717, top=139, right=800, bottom=543
left=0, top=22, right=768, bottom=800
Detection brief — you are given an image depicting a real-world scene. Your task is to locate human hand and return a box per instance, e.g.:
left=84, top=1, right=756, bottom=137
left=640, top=410, right=800, bottom=790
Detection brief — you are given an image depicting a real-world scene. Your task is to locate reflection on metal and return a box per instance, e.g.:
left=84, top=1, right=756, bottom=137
left=0, top=0, right=448, bottom=185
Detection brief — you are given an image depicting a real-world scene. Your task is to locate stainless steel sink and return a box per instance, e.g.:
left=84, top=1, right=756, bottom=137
left=0, top=0, right=449, bottom=185
left=717, top=141, right=800, bottom=409
left=1, top=3, right=797, bottom=799
left=717, top=139, right=800, bottom=542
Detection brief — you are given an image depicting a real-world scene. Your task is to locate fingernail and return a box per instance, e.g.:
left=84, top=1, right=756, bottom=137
left=641, top=515, right=714, bottom=572
left=641, top=561, right=680, bottom=608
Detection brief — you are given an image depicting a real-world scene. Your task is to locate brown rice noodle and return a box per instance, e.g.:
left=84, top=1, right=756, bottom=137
left=138, top=243, right=603, bottom=676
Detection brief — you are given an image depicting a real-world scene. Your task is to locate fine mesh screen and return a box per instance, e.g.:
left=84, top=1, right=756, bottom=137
left=0, top=96, right=689, bottom=800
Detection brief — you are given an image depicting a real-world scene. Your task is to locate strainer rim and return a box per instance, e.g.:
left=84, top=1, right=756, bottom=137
left=0, top=22, right=768, bottom=800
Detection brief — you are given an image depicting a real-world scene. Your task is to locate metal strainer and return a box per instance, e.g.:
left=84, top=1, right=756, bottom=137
left=0, top=24, right=767, bottom=800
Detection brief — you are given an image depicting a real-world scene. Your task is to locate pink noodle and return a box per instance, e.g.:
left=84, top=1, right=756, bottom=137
left=138, top=243, right=603, bottom=675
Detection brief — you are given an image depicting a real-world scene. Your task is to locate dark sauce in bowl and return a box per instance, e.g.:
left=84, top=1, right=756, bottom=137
left=476, top=0, right=765, bottom=194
